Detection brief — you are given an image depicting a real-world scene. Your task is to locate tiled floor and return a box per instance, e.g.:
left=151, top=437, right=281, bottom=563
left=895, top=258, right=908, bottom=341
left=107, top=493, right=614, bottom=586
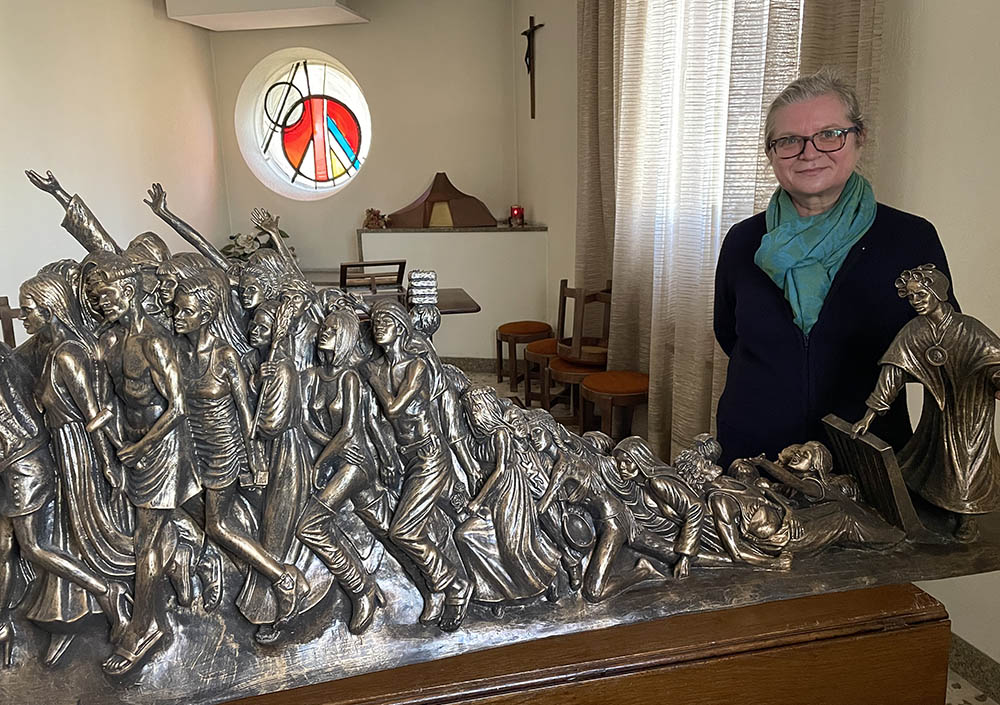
left=947, top=671, right=998, bottom=704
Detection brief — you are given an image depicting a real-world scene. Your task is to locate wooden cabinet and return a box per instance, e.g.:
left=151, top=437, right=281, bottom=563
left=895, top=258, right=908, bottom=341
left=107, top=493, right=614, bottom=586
left=229, top=583, right=949, bottom=705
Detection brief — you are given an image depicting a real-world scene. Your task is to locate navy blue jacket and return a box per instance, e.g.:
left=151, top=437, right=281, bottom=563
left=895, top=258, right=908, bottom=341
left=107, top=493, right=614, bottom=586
left=713, top=203, right=956, bottom=467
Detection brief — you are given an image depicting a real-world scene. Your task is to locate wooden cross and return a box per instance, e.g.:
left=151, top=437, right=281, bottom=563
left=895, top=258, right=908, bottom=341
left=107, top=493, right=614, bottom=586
left=521, top=15, right=545, bottom=119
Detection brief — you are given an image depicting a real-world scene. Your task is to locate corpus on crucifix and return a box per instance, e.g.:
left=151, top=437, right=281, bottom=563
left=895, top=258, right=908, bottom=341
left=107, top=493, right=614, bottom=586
left=521, top=15, right=545, bottom=119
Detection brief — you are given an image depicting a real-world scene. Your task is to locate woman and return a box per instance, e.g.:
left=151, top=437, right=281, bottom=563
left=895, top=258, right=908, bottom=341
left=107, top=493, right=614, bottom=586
left=853, top=265, right=1000, bottom=541
left=454, top=386, right=560, bottom=608
left=238, top=300, right=329, bottom=643
left=714, top=68, right=957, bottom=467
left=295, top=309, right=386, bottom=635
left=15, top=276, right=132, bottom=664
left=771, top=441, right=861, bottom=504
left=173, top=274, right=310, bottom=640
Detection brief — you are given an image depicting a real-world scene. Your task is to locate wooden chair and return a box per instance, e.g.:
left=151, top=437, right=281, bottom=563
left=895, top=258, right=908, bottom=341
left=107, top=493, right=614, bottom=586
left=523, top=337, right=558, bottom=408
left=496, top=320, right=553, bottom=393
left=580, top=371, right=650, bottom=442
left=557, top=280, right=611, bottom=366
left=542, top=280, right=613, bottom=427
left=522, top=278, right=573, bottom=408
left=0, top=296, right=20, bottom=347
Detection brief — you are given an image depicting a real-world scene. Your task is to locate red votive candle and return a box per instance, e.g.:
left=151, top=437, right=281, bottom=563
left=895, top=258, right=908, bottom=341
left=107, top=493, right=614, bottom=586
left=510, top=205, right=524, bottom=227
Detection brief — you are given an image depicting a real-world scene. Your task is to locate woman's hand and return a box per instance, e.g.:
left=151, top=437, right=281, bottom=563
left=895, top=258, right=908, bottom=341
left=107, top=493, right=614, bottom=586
left=260, top=361, right=279, bottom=378
left=672, top=555, right=690, bottom=579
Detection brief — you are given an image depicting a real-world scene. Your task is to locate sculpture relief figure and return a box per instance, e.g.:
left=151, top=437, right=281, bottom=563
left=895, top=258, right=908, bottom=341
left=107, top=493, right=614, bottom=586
left=700, top=454, right=904, bottom=572
left=535, top=424, right=685, bottom=602
left=239, top=258, right=283, bottom=314
left=0, top=341, right=130, bottom=668
left=296, top=310, right=387, bottom=634
left=365, top=300, right=472, bottom=632
left=277, top=277, right=322, bottom=372
left=454, top=386, right=560, bottom=608
left=86, top=255, right=201, bottom=675
left=155, top=252, right=213, bottom=317
left=144, top=183, right=232, bottom=274
left=237, top=301, right=323, bottom=643
left=173, top=273, right=306, bottom=631
left=18, top=274, right=136, bottom=664
left=767, top=441, right=861, bottom=504
left=608, top=437, right=732, bottom=577
left=853, top=264, right=1000, bottom=542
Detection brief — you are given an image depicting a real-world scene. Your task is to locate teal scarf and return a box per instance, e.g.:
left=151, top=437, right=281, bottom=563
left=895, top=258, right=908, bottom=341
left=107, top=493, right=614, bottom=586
left=754, top=171, right=876, bottom=336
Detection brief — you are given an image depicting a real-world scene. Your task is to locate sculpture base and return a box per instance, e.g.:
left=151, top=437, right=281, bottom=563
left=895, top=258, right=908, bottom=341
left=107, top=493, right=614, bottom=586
left=227, top=583, right=950, bottom=705
left=1, top=511, right=997, bottom=704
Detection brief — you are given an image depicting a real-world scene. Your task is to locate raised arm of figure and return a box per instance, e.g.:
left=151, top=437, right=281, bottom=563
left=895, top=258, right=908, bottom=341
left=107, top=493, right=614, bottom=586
left=250, top=208, right=303, bottom=277
left=144, top=183, right=229, bottom=270
left=27, top=170, right=121, bottom=254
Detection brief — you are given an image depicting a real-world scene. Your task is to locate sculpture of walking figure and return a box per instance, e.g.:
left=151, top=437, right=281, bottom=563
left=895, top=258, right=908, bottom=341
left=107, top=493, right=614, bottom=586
left=0, top=340, right=130, bottom=668
left=173, top=273, right=309, bottom=631
left=366, top=300, right=473, bottom=632
left=85, top=255, right=202, bottom=675
left=296, top=309, right=387, bottom=634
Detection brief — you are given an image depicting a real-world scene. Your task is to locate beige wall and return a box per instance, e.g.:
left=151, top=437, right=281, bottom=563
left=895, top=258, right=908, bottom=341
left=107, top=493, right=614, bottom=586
left=208, top=0, right=517, bottom=267
left=875, top=0, right=1000, bottom=662
left=512, top=0, right=578, bottom=322
left=0, top=0, right=230, bottom=296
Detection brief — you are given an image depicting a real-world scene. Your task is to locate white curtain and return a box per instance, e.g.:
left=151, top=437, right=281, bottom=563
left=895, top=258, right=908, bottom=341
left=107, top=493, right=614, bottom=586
left=599, top=0, right=800, bottom=460
left=577, top=0, right=883, bottom=460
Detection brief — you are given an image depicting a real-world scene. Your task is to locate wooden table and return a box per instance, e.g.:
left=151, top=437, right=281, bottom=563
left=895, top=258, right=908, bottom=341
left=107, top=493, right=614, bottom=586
left=355, top=287, right=481, bottom=315
left=228, top=583, right=950, bottom=705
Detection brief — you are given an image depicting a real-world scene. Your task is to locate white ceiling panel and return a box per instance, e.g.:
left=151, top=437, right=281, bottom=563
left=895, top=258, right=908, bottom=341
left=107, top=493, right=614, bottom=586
left=166, top=0, right=368, bottom=31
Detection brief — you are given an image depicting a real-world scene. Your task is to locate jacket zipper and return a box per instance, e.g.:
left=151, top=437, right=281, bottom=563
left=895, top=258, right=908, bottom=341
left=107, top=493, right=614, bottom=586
left=798, top=328, right=811, bottom=442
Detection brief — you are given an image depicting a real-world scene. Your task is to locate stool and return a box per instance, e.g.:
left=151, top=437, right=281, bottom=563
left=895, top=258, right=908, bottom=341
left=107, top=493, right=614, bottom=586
left=523, top=337, right=558, bottom=408
left=496, top=320, right=553, bottom=393
left=545, top=357, right=606, bottom=429
left=580, top=371, right=649, bottom=442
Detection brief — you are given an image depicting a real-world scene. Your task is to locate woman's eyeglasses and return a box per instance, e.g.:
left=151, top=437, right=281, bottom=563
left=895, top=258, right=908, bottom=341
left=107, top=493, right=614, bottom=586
left=767, top=127, right=860, bottom=159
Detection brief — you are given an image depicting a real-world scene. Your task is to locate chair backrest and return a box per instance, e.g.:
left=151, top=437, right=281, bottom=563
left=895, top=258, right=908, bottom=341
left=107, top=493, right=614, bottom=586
left=557, top=279, right=612, bottom=363
left=338, top=259, right=407, bottom=293
left=0, top=296, right=20, bottom=347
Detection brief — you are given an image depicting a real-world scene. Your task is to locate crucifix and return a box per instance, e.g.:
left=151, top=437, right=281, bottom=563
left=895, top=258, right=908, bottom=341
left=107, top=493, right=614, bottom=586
left=521, top=15, right=545, bottom=119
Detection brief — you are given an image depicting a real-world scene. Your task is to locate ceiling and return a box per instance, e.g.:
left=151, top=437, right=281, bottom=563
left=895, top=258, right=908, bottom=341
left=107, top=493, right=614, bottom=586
left=165, top=0, right=368, bottom=32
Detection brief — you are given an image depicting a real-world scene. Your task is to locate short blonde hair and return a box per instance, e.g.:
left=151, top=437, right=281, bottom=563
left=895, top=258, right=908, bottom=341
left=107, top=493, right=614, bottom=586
left=765, top=67, right=865, bottom=147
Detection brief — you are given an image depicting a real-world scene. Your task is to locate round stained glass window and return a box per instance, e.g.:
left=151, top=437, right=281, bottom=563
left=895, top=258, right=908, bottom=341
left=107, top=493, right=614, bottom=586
left=235, top=48, right=372, bottom=201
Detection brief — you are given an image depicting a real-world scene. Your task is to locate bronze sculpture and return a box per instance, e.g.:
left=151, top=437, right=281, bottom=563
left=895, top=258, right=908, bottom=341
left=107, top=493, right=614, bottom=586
left=3, top=171, right=996, bottom=704
left=852, top=264, right=1000, bottom=542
